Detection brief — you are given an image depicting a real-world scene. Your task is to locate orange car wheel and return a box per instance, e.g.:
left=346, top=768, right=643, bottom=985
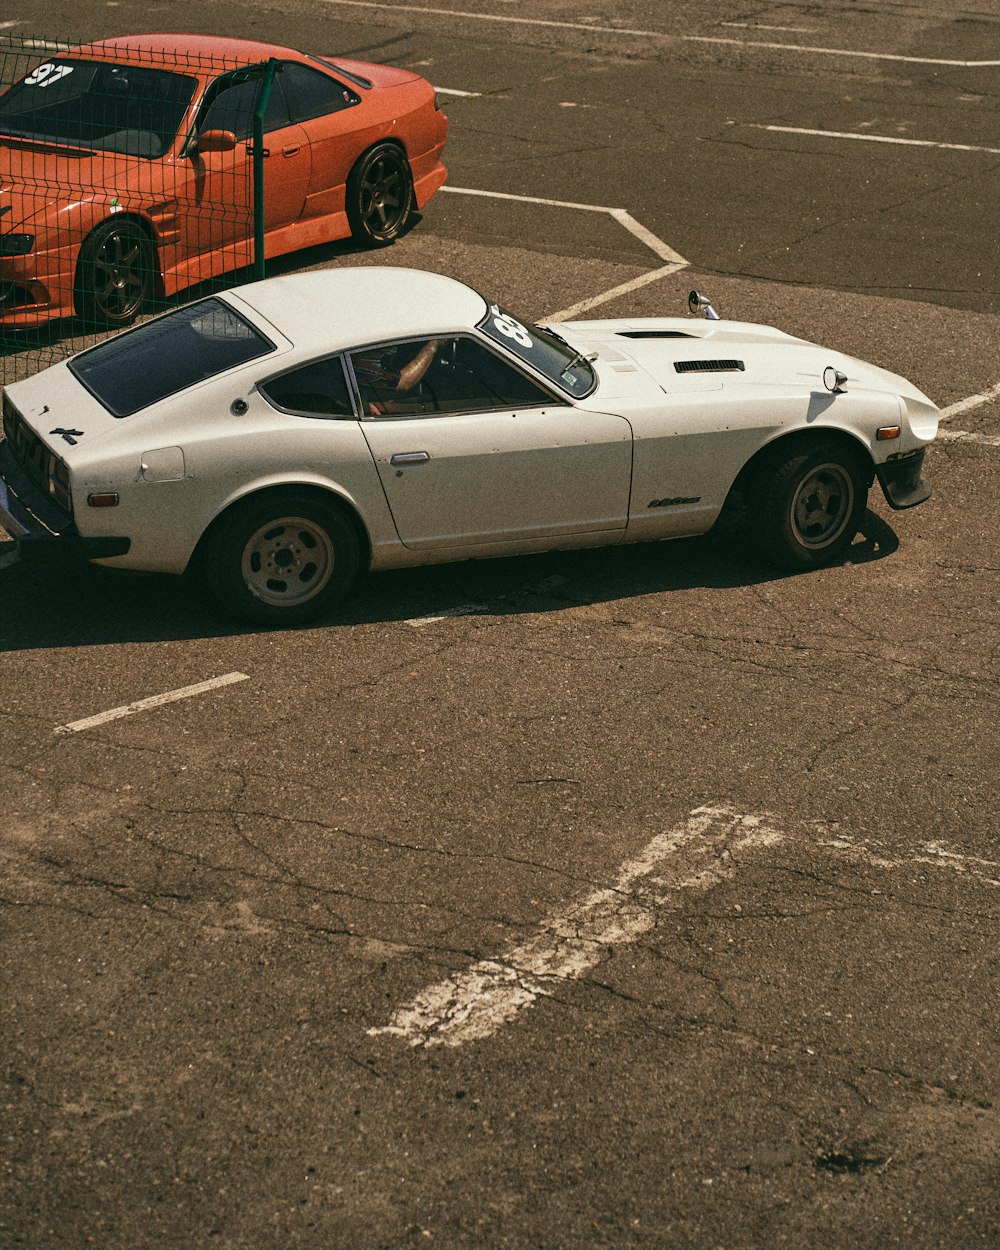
left=75, top=218, right=157, bottom=329
left=346, top=143, right=414, bottom=247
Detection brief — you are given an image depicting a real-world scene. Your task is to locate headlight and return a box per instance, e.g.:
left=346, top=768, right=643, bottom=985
left=0, top=233, right=35, bottom=256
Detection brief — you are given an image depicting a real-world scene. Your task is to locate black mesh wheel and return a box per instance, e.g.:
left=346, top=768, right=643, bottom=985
left=75, top=218, right=156, bottom=328
left=346, top=143, right=414, bottom=247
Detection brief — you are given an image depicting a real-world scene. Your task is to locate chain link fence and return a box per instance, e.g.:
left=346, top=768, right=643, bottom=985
left=0, top=34, right=274, bottom=386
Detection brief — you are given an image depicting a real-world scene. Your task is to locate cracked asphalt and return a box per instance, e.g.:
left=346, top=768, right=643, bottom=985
left=2, top=2, right=999, bottom=1247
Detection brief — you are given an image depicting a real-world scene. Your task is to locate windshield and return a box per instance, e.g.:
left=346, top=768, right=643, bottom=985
left=70, top=298, right=276, bottom=417
left=478, top=303, right=596, bottom=398
left=0, top=59, right=197, bottom=157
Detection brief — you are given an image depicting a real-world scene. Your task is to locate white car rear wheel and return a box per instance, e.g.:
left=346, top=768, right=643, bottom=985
left=205, top=493, right=360, bottom=624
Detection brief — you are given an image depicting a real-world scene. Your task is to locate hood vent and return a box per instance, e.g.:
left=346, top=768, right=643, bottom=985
left=674, top=359, right=745, bottom=374
left=618, top=330, right=693, bottom=339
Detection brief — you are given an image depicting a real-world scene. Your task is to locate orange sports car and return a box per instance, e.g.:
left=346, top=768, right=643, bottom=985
left=0, top=34, right=448, bottom=329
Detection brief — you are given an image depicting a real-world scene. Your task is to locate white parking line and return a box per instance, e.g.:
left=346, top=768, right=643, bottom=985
left=369, top=805, right=782, bottom=1047
left=931, top=384, right=1000, bottom=450
left=370, top=806, right=998, bottom=1048
left=407, top=603, right=489, bottom=627
left=818, top=836, right=1000, bottom=889
left=441, top=186, right=687, bottom=266
left=440, top=186, right=688, bottom=317
left=748, top=124, right=1000, bottom=157
left=939, top=382, right=1000, bottom=422
left=722, top=23, right=816, bottom=34
left=937, top=429, right=1000, bottom=448
left=403, top=574, right=570, bottom=627
left=319, top=0, right=1000, bottom=67
left=54, top=672, right=249, bottom=734
left=546, top=263, right=685, bottom=322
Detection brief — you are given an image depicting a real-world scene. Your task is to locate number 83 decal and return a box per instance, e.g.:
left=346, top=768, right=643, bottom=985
left=490, top=305, right=533, bottom=349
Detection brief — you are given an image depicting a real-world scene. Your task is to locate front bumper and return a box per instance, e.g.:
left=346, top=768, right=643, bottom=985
left=0, top=441, right=130, bottom=563
left=875, top=447, right=931, bottom=510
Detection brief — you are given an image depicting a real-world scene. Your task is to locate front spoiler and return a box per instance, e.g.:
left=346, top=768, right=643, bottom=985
left=0, top=441, right=130, bottom=564
left=875, top=448, right=931, bottom=510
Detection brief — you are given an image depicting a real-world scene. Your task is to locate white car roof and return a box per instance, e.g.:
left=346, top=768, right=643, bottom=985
left=225, top=267, right=490, bottom=352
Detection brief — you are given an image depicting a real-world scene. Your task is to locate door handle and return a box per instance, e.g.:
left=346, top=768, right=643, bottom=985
left=282, top=145, right=301, bottom=157
left=390, top=451, right=430, bottom=465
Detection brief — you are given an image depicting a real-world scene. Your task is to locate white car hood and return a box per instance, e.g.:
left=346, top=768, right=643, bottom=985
left=556, top=317, right=934, bottom=405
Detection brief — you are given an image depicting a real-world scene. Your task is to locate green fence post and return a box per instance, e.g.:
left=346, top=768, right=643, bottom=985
left=252, top=58, right=280, bottom=282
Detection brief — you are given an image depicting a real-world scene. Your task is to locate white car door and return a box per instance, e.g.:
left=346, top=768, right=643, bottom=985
left=352, top=336, right=632, bottom=550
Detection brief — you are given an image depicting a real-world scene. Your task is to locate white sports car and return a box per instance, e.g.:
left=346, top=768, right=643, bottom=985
left=0, top=267, right=937, bottom=623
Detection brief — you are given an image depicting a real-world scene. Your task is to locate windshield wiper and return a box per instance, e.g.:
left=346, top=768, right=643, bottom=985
left=562, top=348, right=598, bottom=375
left=535, top=325, right=575, bottom=350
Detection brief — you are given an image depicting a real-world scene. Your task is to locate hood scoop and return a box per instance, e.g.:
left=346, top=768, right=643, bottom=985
left=617, top=330, right=694, bottom=339
left=674, top=359, right=745, bottom=374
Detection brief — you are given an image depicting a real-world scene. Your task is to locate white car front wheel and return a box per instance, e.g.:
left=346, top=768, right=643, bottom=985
left=752, top=440, right=870, bottom=570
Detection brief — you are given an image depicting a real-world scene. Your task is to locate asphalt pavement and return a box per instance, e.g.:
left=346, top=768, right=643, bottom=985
left=1, top=3, right=998, bottom=1248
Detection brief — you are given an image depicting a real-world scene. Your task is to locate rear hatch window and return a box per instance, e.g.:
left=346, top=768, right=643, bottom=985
left=70, top=298, right=276, bottom=417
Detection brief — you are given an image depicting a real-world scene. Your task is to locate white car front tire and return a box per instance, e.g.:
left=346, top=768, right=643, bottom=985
left=751, top=439, right=871, bottom=570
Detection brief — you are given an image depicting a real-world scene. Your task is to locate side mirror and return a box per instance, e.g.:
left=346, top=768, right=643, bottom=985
left=688, top=290, right=721, bottom=321
left=823, top=366, right=848, bottom=394
left=190, top=128, right=238, bottom=155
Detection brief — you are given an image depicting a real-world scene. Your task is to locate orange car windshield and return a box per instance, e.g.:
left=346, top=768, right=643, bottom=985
left=0, top=58, right=197, bottom=158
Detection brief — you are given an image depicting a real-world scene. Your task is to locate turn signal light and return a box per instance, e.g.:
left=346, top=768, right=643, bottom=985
left=87, top=492, right=120, bottom=507
left=876, top=426, right=901, bottom=441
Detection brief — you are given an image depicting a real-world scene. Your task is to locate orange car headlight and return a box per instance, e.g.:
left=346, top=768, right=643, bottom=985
left=0, top=233, right=35, bottom=256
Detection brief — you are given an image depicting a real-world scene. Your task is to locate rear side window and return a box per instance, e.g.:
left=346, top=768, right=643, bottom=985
left=70, top=298, right=275, bottom=417
left=279, top=63, right=359, bottom=121
left=260, top=356, right=354, bottom=417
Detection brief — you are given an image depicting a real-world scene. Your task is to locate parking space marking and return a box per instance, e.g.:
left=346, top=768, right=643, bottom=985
left=940, top=382, right=1000, bottom=422
left=937, top=429, right=1000, bottom=448
left=369, top=805, right=782, bottom=1048
left=546, top=262, right=686, bottom=322
left=441, top=186, right=687, bottom=266
left=370, top=807, right=997, bottom=1048
left=818, top=836, right=1000, bottom=889
left=931, top=384, right=1000, bottom=450
left=402, top=574, right=570, bottom=627
left=722, top=23, right=816, bottom=34
left=407, top=604, right=490, bottom=627
left=748, top=124, right=1000, bottom=157
left=54, top=672, right=249, bottom=735
left=320, top=1, right=1000, bottom=67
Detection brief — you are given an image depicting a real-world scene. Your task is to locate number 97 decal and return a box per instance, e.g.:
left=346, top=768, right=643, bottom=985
left=490, top=305, right=533, bottom=349
left=24, top=62, right=74, bottom=88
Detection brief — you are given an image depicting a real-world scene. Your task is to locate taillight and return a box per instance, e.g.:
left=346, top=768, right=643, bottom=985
left=49, top=455, right=72, bottom=513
